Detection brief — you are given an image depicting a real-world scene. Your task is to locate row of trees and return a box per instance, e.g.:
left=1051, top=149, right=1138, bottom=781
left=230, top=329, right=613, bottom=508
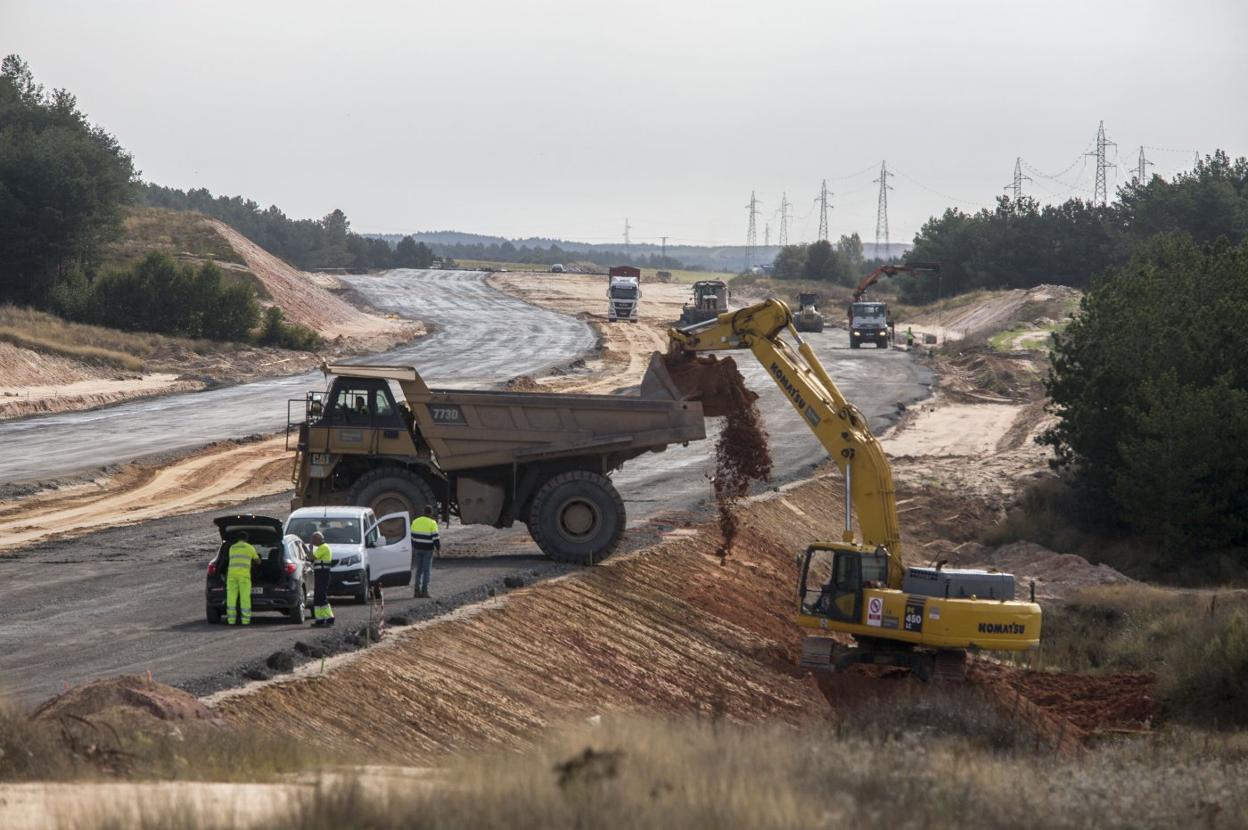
left=140, top=185, right=435, bottom=271
left=419, top=239, right=686, bottom=270
left=57, top=252, right=262, bottom=342
left=897, top=152, right=1248, bottom=302
left=0, top=56, right=331, bottom=349
left=770, top=233, right=871, bottom=284
left=0, top=55, right=137, bottom=308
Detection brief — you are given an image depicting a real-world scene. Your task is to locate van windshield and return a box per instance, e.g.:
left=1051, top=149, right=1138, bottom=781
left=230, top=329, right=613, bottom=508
left=286, top=517, right=361, bottom=544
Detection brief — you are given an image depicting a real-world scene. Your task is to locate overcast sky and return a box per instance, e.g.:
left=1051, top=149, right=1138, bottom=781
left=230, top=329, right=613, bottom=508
left=4, top=0, right=1246, bottom=246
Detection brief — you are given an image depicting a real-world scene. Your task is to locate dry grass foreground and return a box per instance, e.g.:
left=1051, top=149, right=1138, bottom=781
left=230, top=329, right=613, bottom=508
left=19, top=715, right=1248, bottom=830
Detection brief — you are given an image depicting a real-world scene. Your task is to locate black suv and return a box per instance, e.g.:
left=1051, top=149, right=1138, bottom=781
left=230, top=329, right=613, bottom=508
left=205, top=515, right=312, bottom=624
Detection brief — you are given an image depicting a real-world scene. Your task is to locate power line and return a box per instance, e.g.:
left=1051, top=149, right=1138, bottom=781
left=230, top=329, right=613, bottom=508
left=890, top=166, right=982, bottom=207
left=764, top=222, right=770, bottom=247
left=815, top=179, right=832, bottom=242
left=1004, top=156, right=1032, bottom=200
left=778, top=192, right=791, bottom=247
left=623, top=218, right=631, bottom=255
left=745, top=191, right=759, bottom=271
left=1086, top=120, right=1117, bottom=206
left=874, top=161, right=893, bottom=255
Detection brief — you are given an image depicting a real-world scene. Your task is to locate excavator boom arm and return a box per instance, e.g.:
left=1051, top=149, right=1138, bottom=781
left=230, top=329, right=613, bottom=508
left=669, top=299, right=905, bottom=585
left=851, top=261, right=941, bottom=302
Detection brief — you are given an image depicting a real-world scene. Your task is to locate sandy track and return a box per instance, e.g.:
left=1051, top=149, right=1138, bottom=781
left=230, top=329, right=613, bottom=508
left=488, top=272, right=690, bottom=393
left=0, top=438, right=291, bottom=551
left=0, top=374, right=202, bottom=419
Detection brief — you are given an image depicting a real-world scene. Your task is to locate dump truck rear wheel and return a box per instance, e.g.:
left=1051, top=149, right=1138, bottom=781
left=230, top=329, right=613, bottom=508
left=527, top=471, right=625, bottom=565
left=348, top=468, right=437, bottom=520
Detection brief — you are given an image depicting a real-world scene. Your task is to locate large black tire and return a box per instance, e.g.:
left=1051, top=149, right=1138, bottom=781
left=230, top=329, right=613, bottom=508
left=347, top=467, right=437, bottom=520
left=812, top=320, right=824, bottom=333
left=526, top=471, right=625, bottom=565
left=206, top=604, right=222, bottom=625
left=849, top=336, right=860, bottom=349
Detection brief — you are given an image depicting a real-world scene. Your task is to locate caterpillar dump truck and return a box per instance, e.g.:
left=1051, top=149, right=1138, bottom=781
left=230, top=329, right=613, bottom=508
left=664, top=298, right=1040, bottom=679
left=288, top=361, right=705, bottom=564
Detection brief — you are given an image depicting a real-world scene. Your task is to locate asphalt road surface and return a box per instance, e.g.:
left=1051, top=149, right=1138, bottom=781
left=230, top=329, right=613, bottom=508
left=0, top=270, right=595, bottom=484
left=0, top=288, right=931, bottom=707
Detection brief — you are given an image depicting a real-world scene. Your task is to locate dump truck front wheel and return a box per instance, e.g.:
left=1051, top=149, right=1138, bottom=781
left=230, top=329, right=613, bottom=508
left=527, top=471, right=625, bottom=565
left=348, top=468, right=437, bottom=520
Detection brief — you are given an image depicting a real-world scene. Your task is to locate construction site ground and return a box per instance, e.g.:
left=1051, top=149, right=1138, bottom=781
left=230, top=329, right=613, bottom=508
left=0, top=270, right=931, bottom=705
left=0, top=271, right=1158, bottom=828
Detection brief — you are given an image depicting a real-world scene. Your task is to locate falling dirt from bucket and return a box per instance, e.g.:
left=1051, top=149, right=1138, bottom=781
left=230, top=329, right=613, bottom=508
left=662, top=353, right=772, bottom=563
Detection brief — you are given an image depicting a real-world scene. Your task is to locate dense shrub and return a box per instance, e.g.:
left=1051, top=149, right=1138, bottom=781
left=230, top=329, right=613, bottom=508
left=257, top=306, right=322, bottom=351
left=1040, top=233, right=1248, bottom=553
left=65, top=251, right=259, bottom=342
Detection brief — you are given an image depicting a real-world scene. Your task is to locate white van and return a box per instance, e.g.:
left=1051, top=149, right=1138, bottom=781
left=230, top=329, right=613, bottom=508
left=284, top=506, right=411, bottom=602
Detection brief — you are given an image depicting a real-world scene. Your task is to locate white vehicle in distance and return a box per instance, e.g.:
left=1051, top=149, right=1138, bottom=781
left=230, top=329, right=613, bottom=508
left=284, top=506, right=411, bottom=602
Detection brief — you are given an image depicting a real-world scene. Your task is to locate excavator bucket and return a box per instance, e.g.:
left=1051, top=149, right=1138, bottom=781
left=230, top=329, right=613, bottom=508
left=649, top=351, right=757, bottom=418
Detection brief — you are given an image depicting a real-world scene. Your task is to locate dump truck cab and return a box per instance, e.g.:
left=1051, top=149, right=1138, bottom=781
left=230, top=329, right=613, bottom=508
left=849, top=301, right=890, bottom=349
left=289, top=361, right=706, bottom=565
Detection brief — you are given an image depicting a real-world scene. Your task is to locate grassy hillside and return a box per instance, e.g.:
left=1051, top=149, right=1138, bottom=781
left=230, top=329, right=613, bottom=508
left=99, top=207, right=269, bottom=298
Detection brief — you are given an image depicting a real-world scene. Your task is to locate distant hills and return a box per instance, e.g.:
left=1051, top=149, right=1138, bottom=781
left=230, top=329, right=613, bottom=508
left=368, top=231, right=911, bottom=271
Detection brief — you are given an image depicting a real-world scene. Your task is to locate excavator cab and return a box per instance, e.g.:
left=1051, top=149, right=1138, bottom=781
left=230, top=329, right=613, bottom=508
left=799, top=543, right=889, bottom=625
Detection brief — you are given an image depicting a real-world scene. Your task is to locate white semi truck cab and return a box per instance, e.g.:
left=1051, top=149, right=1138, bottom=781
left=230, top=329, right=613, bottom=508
left=607, top=266, right=641, bottom=322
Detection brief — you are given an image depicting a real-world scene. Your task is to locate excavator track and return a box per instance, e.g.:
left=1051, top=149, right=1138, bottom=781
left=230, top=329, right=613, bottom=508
left=931, top=649, right=970, bottom=683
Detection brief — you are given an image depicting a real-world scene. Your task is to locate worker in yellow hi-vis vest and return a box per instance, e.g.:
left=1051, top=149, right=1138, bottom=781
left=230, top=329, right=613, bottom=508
left=226, top=531, right=260, bottom=626
left=410, top=505, right=441, bottom=598
left=310, top=531, right=335, bottom=627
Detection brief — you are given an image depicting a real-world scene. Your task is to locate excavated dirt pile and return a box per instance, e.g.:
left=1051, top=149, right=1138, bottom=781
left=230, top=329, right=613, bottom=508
left=662, top=354, right=772, bottom=561
left=33, top=675, right=222, bottom=725
left=966, top=662, right=1155, bottom=753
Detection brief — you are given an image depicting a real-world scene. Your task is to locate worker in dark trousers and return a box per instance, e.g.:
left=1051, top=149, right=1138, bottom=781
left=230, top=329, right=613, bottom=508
left=310, top=531, right=335, bottom=627
left=410, top=505, right=440, bottom=598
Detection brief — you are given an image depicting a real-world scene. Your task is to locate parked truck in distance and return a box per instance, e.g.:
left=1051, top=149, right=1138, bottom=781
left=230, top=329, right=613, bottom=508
left=288, top=360, right=706, bottom=564
left=678, top=280, right=729, bottom=325
left=607, top=266, right=641, bottom=322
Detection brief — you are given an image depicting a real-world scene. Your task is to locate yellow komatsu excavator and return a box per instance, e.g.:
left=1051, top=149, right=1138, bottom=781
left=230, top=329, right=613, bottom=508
left=666, top=298, right=1041, bottom=679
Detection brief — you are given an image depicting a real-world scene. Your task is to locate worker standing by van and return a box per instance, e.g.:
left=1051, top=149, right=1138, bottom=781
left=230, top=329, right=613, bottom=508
left=410, top=506, right=440, bottom=598
left=226, top=531, right=259, bottom=626
left=310, top=531, right=335, bottom=627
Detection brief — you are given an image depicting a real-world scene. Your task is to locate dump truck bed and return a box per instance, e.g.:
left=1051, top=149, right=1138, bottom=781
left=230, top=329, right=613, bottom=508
left=324, top=355, right=705, bottom=472
left=408, top=387, right=704, bottom=471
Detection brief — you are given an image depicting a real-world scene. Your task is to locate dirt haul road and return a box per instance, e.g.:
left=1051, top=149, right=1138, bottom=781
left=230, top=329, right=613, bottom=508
left=0, top=272, right=933, bottom=707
